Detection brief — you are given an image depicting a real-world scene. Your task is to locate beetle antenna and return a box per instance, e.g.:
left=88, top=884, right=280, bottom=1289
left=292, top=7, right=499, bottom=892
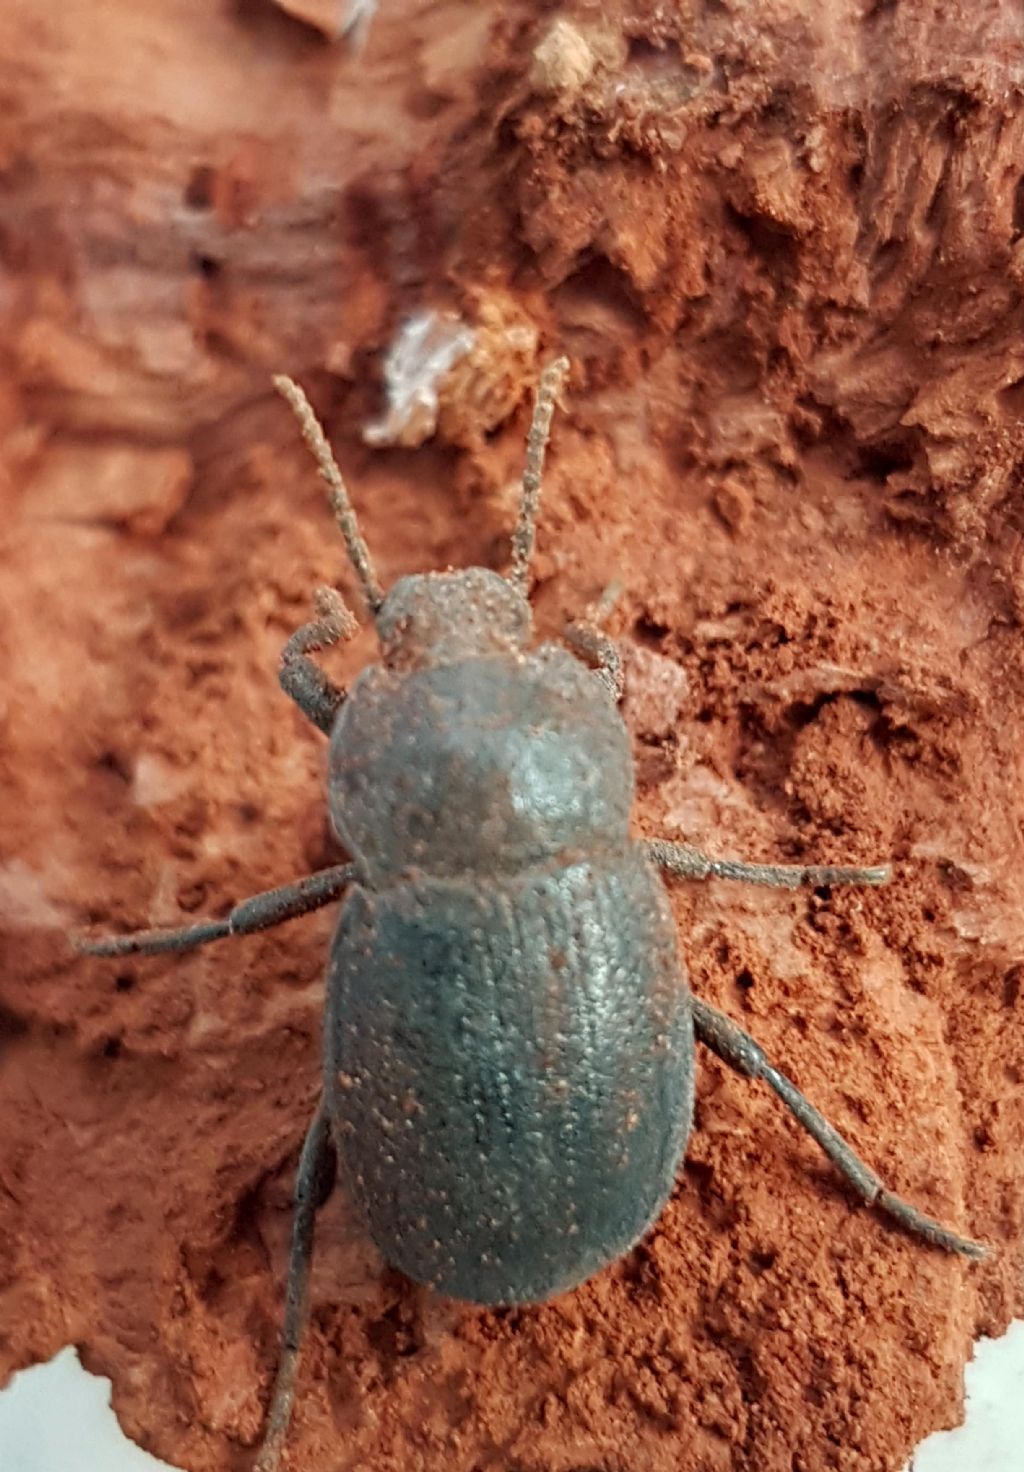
left=508, top=355, right=570, bottom=596
left=273, top=375, right=385, bottom=615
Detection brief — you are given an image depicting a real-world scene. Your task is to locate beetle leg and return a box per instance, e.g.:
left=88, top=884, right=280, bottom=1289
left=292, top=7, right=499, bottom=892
left=280, top=585, right=359, bottom=734
left=565, top=620, right=624, bottom=701
left=690, top=996, right=988, bottom=1260
left=73, top=863, right=356, bottom=957
left=565, top=582, right=624, bottom=700
left=255, top=1103, right=337, bottom=1472
left=646, top=838, right=890, bottom=889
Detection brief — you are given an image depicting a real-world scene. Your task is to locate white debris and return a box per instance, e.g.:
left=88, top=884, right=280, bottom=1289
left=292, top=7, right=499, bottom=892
left=273, top=0, right=377, bottom=45
left=341, top=0, right=377, bottom=43
left=363, top=310, right=476, bottom=449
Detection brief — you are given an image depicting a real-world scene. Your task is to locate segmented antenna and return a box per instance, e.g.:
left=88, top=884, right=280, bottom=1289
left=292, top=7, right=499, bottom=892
left=508, top=355, right=571, bottom=596
left=273, top=375, right=385, bottom=615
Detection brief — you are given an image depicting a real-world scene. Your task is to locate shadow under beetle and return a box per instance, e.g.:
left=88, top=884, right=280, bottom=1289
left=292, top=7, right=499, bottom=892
left=78, top=358, right=986, bottom=1471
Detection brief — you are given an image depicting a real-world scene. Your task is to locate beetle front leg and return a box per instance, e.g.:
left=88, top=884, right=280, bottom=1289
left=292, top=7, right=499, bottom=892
left=565, top=583, right=624, bottom=701
left=255, top=1102, right=337, bottom=1472
left=280, top=586, right=359, bottom=735
left=74, top=864, right=355, bottom=957
left=690, top=996, right=987, bottom=1259
left=647, top=838, right=890, bottom=890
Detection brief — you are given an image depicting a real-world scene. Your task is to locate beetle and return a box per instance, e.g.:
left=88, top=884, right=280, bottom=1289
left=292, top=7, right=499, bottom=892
left=77, top=358, right=985, bottom=1471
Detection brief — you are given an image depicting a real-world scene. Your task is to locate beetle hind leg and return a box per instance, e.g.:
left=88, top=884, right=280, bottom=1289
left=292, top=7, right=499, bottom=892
left=690, top=996, right=987, bottom=1260
left=255, top=1102, right=337, bottom=1472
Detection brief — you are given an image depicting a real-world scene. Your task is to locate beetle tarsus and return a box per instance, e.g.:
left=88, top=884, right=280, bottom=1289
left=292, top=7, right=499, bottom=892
left=691, top=996, right=987, bottom=1260
left=74, top=917, right=230, bottom=958
left=254, top=1104, right=337, bottom=1472
left=648, top=838, right=891, bottom=890
left=74, top=864, right=355, bottom=958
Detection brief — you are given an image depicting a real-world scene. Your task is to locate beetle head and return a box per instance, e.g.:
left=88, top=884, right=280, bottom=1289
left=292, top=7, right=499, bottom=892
left=275, top=356, right=568, bottom=663
left=376, top=568, right=531, bottom=670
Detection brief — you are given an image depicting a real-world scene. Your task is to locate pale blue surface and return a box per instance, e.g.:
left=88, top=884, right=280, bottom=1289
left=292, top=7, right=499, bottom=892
left=907, top=1319, right=1024, bottom=1472
left=0, top=1348, right=182, bottom=1472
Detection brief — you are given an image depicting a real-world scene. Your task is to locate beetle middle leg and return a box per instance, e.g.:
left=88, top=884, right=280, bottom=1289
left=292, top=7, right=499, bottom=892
left=254, top=1102, right=337, bottom=1472
left=74, top=863, right=355, bottom=957
left=647, top=838, right=890, bottom=889
left=690, top=995, right=986, bottom=1258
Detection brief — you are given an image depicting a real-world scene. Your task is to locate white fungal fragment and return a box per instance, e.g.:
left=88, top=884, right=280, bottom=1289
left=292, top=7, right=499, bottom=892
left=364, top=294, right=540, bottom=449
left=273, top=0, right=377, bottom=45
left=341, top=0, right=377, bottom=44
left=363, top=310, right=477, bottom=449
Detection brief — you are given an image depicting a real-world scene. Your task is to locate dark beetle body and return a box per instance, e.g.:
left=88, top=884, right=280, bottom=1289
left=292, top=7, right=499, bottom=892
left=78, top=369, right=985, bottom=1472
left=323, top=573, right=694, bottom=1302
